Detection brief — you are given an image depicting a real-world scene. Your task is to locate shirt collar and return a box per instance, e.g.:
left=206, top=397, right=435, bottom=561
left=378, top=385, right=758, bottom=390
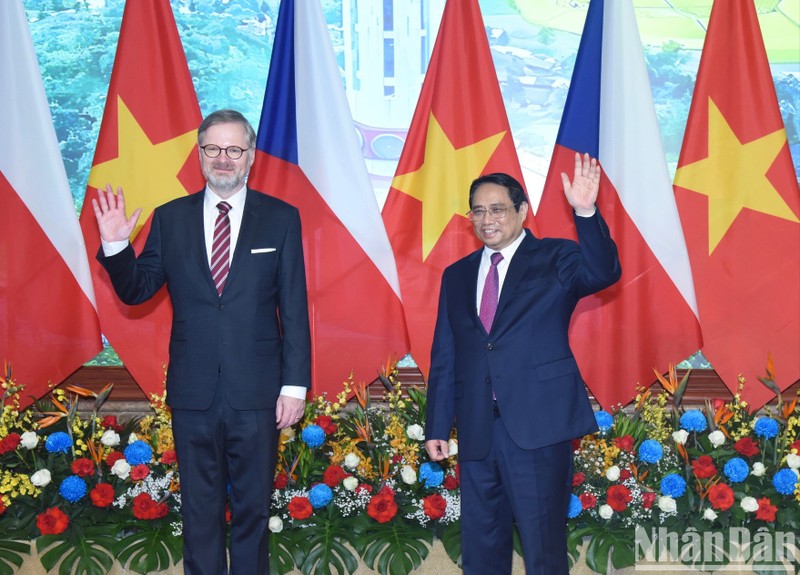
left=482, top=228, right=526, bottom=262
left=204, top=184, right=247, bottom=213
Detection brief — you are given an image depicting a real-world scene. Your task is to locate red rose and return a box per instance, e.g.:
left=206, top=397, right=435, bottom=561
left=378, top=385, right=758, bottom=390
left=90, top=483, right=115, bottom=508
left=708, top=483, right=735, bottom=511
left=131, top=493, right=168, bottom=520
left=692, top=455, right=718, bottom=479
left=323, top=465, right=347, bottom=487
left=130, top=464, right=150, bottom=481
left=288, top=496, right=313, bottom=520
left=572, top=472, right=585, bottom=487
left=606, top=484, right=632, bottom=512
left=422, top=493, right=447, bottom=520
left=614, top=435, right=634, bottom=452
left=36, top=507, right=69, bottom=535
left=0, top=433, right=21, bottom=454
left=314, top=415, right=337, bottom=435
left=619, top=469, right=632, bottom=481
left=367, top=491, right=398, bottom=523
left=391, top=454, right=403, bottom=464
left=160, top=450, right=177, bottom=464
left=71, top=458, right=95, bottom=478
left=580, top=492, right=597, bottom=509
left=0, top=499, right=6, bottom=515
left=274, top=472, right=289, bottom=489
left=443, top=475, right=459, bottom=490
left=642, top=492, right=656, bottom=509
left=106, top=451, right=125, bottom=467
left=571, top=438, right=583, bottom=452
left=755, top=497, right=778, bottom=522
left=101, top=415, right=124, bottom=432
left=790, top=440, right=800, bottom=454
left=733, top=437, right=760, bottom=458
left=356, top=483, right=373, bottom=495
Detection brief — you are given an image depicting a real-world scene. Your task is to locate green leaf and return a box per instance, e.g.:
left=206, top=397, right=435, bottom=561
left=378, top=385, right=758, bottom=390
left=294, top=515, right=359, bottom=575
left=114, top=521, right=183, bottom=574
left=36, top=528, right=117, bottom=575
left=355, top=519, right=433, bottom=575
left=439, top=521, right=461, bottom=565
left=0, top=539, right=30, bottom=575
left=583, top=527, right=635, bottom=575
left=269, top=528, right=302, bottom=575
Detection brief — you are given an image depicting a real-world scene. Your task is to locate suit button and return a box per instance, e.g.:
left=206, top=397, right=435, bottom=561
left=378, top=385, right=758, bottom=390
left=485, top=377, right=491, bottom=385
left=217, top=304, right=224, bottom=310
left=486, top=342, right=494, bottom=350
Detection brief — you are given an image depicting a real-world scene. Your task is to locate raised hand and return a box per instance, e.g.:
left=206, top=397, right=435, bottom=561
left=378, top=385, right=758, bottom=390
left=91, top=184, right=142, bottom=243
left=560, top=152, right=601, bottom=216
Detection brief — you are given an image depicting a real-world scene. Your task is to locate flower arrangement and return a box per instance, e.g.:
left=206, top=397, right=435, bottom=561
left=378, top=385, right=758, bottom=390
left=1, top=359, right=798, bottom=575
left=567, top=362, right=800, bottom=573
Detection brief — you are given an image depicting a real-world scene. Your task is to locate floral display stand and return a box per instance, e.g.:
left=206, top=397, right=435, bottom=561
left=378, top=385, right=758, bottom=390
left=1, top=363, right=798, bottom=575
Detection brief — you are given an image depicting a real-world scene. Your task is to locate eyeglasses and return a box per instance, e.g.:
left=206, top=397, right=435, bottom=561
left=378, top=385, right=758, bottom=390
left=467, top=204, right=517, bottom=221
left=200, top=144, right=250, bottom=160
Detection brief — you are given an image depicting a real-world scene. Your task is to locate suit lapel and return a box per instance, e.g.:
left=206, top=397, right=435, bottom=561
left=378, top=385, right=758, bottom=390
left=494, top=229, right=538, bottom=326
left=225, top=188, right=258, bottom=292
left=186, top=191, right=218, bottom=296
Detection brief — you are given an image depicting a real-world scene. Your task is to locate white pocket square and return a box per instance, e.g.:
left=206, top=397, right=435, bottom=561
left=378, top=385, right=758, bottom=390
left=251, top=248, right=276, bottom=254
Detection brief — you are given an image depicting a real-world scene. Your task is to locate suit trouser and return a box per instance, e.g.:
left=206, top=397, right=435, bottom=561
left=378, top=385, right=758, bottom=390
left=460, top=408, right=572, bottom=575
left=172, top=384, right=278, bottom=575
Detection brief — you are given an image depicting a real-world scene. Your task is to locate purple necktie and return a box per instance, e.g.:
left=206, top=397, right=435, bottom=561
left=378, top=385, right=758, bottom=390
left=210, top=201, right=232, bottom=295
left=479, top=252, right=503, bottom=332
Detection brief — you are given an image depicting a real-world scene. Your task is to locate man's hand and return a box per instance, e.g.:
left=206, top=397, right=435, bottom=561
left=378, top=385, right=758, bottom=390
left=425, top=439, right=449, bottom=462
left=561, top=152, right=601, bottom=216
left=276, top=395, right=305, bottom=430
left=91, top=184, right=142, bottom=243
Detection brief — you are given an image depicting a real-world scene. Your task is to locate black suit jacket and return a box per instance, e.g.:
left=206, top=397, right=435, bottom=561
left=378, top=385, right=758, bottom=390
left=425, top=211, right=621, bottom=461
left=98, top=188, right=311, bottom=410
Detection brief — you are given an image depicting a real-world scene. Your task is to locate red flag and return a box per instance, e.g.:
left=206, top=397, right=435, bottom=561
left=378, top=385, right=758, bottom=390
left=382, top=0, right=535, bottom=377
left=78, top=0, right=204, bottom=400
left=250, top=0, right=409, bottom=395
left=535, top=0, right=703, bottom=410
left=674, top=0, right=800, bottom=407
left=0, top=0, right=102, bottom=406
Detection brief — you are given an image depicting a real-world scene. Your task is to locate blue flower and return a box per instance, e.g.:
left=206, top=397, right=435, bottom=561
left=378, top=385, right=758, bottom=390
left=723, top=458, right=749, bottom=483
left=44, top=431, right=72, bottom=454
left=567, top=494, right=582, bottom=519
left=772, top=469, right=799, bottom=496
left=660, top=473, right=687, bottom=498
left=594, top=411, right=614, bottom=432
left=301, top=425, right=325, bottom=448
left=308, top=483, right=333, bottom=508
left=59, top=475, right=87, bottom=503
left=754, top=417, right=780, bottom=439
left=419, top=462, right=444, bottom=488
left=638, top=440, right=663, bottom=464
left=124, top=440, right=153, bottom=465
left=679, top=410, right=707, bottom=433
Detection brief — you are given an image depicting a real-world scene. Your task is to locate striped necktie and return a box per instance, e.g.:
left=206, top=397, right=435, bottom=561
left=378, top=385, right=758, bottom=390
left=479, top=252, right=503, bottom=332
left=210, top=201, right=232, bottom=295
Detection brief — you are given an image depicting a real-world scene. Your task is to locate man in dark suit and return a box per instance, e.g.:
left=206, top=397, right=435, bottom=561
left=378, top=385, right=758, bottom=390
left=92, top=109, right=311, bottom=575
left=424, top=154, right=621, bottom=575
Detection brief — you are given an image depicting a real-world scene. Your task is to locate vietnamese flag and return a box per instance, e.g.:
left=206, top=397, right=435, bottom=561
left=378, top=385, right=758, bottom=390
left=0, top=0, right=102, bottom=406
left=249, top=0, right=409, bottom=395
left=536, top=0, right=702, bottom=410
left=382, top=0, right=535, bottom=377
left=78, top=0, right=204, bottom=399
left=674, top=0, right=800, bottom=407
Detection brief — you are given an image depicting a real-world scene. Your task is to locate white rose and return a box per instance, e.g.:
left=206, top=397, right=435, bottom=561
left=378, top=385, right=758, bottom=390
left=740, top=496, right=759, bottom=513
left=30, top=469, right=52, bottom=487
left=100, top=429, right=120, bottom=447
left=111, top=459, right=131, bottom=480
left=599, top=504, right=614, bottom=519
left=268, top=516, right=284, bottom=533
left=703, top=508, right=718, bottom=521
left=672, top=430, right=689, bottom=445
left=786, top=453, right=800, bottom=470
left=448, top=439, right=458, bottom=457
left=342, top=476, right=359, bottom=491
left=406, top=424, right=425, bottom=441
left=20, top=431, right=39, bottom=450
left=343, top=452, right=360, bottom=470
left=657, top=496, right=677, bottom=513
left=400, top=465, right=417, bottom=485
left=708, top=430, right=725, bottom=447
left=605, top=465, right=620, bottom=481
left=127, top=432, right=139, bottom=444
left=751, top=462, right=766, bottom=477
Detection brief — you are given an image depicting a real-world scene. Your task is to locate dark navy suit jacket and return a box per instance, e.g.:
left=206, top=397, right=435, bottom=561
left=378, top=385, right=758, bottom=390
left=425, top=211, right=621, bottom=461
left=98, top=188, right=311, bottom=410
